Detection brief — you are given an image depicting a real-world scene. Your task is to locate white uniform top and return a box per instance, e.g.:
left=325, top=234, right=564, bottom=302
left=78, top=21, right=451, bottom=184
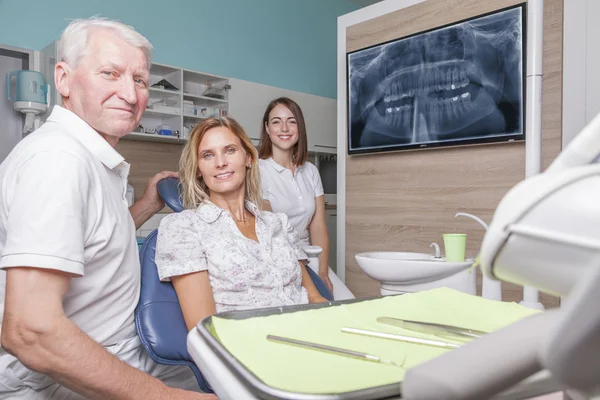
left=0, top=106, right=195, bottom=395
left=258, top=158, right=324, bottom=246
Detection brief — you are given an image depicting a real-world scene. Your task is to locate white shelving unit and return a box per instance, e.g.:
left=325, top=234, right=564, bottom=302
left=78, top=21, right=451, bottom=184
left=122, top=62, right=230, bottom=144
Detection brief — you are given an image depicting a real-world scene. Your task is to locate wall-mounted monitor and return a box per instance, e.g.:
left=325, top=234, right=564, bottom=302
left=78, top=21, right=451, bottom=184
left=347, top=4, right=526, bottom=155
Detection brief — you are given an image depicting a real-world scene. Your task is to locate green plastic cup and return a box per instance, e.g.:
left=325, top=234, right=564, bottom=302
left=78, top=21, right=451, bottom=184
left=443, top=233, right=467, bottom=262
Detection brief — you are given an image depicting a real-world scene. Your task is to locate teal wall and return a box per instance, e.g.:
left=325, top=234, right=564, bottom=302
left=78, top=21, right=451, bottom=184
left=0, top=0, right=359, bottom=99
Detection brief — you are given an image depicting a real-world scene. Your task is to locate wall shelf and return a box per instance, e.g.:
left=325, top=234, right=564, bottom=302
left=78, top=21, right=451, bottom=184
left=182, top=69, right=228, bottom=85
left=144, top=108, right=181, bottom=117
left=183, top=92, right=228, bottom=103
left=150, top=63, right=180, bottom=77
left=122, top=131, right=185, bottom=144
left=149, top=87, right=181, bottom=96
left=183, top=114, right=206, bottom=120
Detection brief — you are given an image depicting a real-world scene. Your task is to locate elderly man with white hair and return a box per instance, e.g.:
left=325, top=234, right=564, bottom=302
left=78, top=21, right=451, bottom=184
left=0, top=17, right=216, bottom=399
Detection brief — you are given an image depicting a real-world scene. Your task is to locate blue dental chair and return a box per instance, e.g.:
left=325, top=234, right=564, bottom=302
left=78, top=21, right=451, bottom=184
left=134, top=178, right=333, bottom=392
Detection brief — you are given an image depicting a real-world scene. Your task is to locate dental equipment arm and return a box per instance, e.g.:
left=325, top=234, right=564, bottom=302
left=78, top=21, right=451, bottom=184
left=403, top=101, right=600, bottom=399
left=402, top=310, right=561, bottom=400
left=541, top=252, right=600, bottom=396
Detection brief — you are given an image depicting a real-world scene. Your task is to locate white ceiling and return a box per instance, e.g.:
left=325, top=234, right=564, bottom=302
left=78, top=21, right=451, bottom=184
left=346, top=0, right=383, bottom=8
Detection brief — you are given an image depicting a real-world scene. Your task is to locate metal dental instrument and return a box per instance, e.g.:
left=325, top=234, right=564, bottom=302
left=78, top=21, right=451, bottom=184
left=341, top=327, right=461, bottom=349
left=376, top=317, right=487, bottom=339
left=266, top=334, right=404, bottom=368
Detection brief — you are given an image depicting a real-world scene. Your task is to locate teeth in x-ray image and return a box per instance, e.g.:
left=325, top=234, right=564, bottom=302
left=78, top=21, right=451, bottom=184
left=347, top=6, right=523, bottom=150
left=383, top=68, right=469, bottom=101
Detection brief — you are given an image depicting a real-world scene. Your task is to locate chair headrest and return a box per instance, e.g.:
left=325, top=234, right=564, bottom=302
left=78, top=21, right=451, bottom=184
left=157, top=177, right=184, bottom=213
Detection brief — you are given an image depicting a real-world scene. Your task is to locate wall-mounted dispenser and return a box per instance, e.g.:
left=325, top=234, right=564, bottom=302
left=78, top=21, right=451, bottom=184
left=6, top=70, right=49, bottom=133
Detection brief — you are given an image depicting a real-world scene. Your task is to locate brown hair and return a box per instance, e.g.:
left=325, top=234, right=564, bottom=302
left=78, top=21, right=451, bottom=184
left=257, top=97, right=308, bottom=166
left=179, top=117, right=261, bottom=209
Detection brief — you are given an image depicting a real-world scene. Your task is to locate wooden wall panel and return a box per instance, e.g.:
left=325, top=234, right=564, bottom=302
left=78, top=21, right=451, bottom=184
left=115, top=140, right=184, bottom=203
left=345, top=0, right=563, bottom=307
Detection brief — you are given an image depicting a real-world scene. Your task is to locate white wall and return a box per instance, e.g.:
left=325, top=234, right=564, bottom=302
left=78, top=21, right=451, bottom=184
left=562, top=0, right=596, bottom=147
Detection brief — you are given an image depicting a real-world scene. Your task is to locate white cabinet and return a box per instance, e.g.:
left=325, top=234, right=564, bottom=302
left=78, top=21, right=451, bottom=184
left=40, top=42, right=229, bottom=144
left=563, top=0, right=600, bottom=147
left=228, top=78, right=337, bottom=153
left=306, top=101, right=337, bottom=154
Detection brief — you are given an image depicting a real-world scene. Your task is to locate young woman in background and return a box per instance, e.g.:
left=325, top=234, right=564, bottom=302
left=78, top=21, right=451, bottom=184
left=257, top=97, right=335, bottom=292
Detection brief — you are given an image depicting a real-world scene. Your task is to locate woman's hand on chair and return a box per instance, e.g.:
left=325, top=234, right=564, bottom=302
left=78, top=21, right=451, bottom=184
left=319, top=271, right=334, bottom=293
left=308, top=293, right=328, bottom=303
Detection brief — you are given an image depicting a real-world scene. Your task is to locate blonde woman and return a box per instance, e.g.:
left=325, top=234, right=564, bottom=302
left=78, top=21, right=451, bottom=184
left=155, top=117, right=326, bottom=330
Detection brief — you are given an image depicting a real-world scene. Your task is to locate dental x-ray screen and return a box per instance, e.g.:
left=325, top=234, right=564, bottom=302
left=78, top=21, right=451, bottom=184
left=347, top=4, right=525, bottom=155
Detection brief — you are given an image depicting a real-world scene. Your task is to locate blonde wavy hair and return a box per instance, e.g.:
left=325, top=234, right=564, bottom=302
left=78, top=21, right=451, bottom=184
left=179, top=117, right=262, bottom=209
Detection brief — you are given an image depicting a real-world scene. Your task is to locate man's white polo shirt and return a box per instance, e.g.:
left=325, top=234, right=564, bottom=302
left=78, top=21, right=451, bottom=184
left=0, top=105, right=139, bottom=349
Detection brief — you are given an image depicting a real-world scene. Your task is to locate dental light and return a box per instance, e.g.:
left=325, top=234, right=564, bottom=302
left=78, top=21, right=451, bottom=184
left=401, top=107, right=600, bottom=399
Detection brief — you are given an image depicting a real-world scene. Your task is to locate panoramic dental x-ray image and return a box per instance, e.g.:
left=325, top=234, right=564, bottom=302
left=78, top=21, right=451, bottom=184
left=347, top=6, right=524, bottom=154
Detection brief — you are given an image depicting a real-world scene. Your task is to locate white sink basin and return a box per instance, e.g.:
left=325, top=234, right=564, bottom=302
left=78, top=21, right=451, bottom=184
left=355, top=251, right=473, bottom=284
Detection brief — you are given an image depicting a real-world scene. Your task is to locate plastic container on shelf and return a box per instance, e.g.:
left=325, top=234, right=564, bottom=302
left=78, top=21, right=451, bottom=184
left=156, top=124, right=174, bottom=136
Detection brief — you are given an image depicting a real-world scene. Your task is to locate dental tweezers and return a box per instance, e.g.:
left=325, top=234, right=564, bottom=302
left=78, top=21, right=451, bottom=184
left=341, top=327, right=462, bottom=349
left=377, top=317, right=487, bottom=339
left=266, top=334, right=404, bottom=367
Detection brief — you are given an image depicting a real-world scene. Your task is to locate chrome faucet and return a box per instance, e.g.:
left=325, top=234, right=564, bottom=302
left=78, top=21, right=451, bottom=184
left=453, top=212, right=502, bottom=301
left=455, top=212, right=489, bottom=230
left=430, top=242, right=441, bottom=259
